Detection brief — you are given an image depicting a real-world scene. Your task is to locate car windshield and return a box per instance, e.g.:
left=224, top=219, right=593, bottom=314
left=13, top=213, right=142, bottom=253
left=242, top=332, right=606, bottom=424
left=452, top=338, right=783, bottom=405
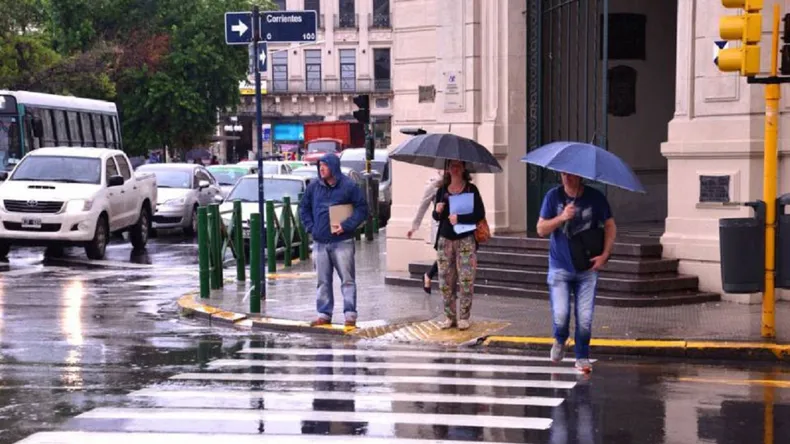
left=137, top=167, right=192, bottom=188
left=227, top=177, right=304, bottom=203
left=307, top=141, right=338, bottom=154
left=209, top=168, right=247, bottom=186
left=291, top=168, right=318, bottom=178
left=340, top=160, right=389, bottom=181
left=239, top=163, right=280, bottom=175
left=10, top=156, right=101, bottom=184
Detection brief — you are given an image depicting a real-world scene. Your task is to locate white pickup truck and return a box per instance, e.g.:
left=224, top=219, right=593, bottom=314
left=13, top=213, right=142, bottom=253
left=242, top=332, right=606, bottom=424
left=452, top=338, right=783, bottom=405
left=0, top=147, right=157, bottom=260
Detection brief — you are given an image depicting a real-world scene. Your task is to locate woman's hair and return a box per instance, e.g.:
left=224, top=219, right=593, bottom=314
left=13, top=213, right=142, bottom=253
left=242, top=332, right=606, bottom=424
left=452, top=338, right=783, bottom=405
left=442, top=161, right=472, bottom=188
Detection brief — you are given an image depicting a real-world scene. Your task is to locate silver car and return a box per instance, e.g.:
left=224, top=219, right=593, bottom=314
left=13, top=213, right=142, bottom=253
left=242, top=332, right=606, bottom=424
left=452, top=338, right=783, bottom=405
left=136, top=163, right=222, bottom=235
left=339, top=148, right=392, bottom=226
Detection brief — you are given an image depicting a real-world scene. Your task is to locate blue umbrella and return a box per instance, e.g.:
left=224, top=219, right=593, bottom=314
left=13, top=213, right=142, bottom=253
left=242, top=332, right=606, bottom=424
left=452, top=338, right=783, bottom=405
left=521, top=141, right=646, bottom=193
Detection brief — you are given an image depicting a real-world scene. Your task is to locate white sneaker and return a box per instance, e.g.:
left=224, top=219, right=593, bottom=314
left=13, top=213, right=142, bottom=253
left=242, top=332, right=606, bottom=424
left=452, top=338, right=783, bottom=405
left=439, top=318, right=455, bottom=329
left=458, top=320, right=470, bottom=330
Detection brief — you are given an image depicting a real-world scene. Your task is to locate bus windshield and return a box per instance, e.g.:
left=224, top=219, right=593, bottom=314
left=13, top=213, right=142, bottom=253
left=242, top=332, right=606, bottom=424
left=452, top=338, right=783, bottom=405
left=0, top=115, right=21, bottom=171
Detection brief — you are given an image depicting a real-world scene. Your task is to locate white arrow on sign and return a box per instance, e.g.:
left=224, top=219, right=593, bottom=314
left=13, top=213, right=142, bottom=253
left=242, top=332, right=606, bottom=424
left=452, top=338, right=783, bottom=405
left=259, top=50, right=266, bottom=66
left=231, top=20, right=249, bottom=37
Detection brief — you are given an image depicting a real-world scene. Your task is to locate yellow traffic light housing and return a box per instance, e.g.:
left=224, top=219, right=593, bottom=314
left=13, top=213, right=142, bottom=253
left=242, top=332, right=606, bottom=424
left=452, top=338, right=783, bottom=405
left=717, top=0, right=764, bottom=76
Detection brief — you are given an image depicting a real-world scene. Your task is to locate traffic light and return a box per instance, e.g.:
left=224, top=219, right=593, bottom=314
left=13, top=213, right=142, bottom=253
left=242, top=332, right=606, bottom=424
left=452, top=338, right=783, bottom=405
left=781, top=13, right=790, bottom=74
left=352, top=94, right=370, bottom=124
left=717, top=0, right=763, bottom=76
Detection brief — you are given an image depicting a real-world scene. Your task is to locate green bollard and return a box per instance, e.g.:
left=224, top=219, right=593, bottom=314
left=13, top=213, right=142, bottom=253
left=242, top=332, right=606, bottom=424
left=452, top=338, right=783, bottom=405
left=208, top=204, right=223, bottom=287
left=298, top=193, right=308, bottom=261
left=265, top=200, right=277, bottom=273
left=197, top=207, right=210, bottom=299
left=207, top=209, right=219, bottom=290
left=233, top=200, right=245, bottom=282
left=249, top=213, right=261, bottom=313
left=282, top=196, right=292, bottom=267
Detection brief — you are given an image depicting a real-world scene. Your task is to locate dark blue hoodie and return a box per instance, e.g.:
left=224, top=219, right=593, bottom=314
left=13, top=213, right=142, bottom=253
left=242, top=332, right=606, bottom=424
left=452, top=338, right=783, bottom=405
left=299, top=153, right=369, bottom=243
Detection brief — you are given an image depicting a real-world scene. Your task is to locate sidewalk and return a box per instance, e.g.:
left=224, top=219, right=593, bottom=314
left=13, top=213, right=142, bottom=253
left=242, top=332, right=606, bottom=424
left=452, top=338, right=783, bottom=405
left=178, top=231, right=790, bottom=360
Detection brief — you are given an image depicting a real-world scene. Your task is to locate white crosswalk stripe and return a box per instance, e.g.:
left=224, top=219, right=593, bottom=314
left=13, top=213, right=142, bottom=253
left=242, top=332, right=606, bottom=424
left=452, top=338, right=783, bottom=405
left=14, top=344, right=588, bottom=443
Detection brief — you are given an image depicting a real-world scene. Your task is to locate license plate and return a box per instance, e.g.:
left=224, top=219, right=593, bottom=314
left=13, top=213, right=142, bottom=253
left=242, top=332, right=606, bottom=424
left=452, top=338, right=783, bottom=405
left=21, top=217, right=42, bottom=229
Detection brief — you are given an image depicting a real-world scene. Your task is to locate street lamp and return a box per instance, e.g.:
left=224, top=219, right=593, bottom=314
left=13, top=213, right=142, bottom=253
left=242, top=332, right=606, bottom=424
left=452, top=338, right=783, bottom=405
left=223, top=116, right=243, bottom=163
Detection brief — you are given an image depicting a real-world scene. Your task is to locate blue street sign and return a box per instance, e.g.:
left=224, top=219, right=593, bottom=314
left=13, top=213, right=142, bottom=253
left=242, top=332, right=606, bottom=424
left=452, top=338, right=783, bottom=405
left=225, top=12, right=253, bottom=45
left=259, top=10, right=317, bottom=43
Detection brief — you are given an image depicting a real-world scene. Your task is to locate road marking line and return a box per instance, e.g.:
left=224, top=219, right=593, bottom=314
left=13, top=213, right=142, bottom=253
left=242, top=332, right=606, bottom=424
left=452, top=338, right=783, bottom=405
left=128, top=388, right=565, bottom=407
left=207, top=358, right=581, bottom=374
left=76, top=407, right=553, bottom=430
left=169, top=372, right=577, bottom=389
left=15, top=431, right=522, bottom=444
left=238, top=347, right=596, bottom=363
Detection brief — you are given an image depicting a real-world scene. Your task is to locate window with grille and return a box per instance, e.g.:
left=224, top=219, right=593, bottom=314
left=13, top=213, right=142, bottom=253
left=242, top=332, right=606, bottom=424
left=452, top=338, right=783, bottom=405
left=272, top=51, right=288, bottom=92
left=305, top=49, right=322, bottom=92
left=339, top=49, right=356, bottom=92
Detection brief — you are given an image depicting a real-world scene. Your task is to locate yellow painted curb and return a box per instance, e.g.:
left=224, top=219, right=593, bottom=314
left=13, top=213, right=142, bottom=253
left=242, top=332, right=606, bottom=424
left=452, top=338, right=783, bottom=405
left=675, top=377, right=790, bottom=389
left=482, top=336, right=790, bottom=359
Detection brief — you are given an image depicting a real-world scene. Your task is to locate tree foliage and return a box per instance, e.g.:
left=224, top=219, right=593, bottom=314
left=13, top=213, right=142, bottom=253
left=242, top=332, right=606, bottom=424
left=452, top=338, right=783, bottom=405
left=0, top=0, right=273, bottom=155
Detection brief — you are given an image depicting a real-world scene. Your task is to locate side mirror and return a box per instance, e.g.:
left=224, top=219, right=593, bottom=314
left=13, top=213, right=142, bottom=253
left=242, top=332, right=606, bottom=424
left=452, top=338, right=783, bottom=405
left=198, top=180, right=210, bottom=189
left=0, top=171, right=8, bottom=181
left=108, top=175, right=124, bottom=187
left=32, top=117, right=44, bottom=138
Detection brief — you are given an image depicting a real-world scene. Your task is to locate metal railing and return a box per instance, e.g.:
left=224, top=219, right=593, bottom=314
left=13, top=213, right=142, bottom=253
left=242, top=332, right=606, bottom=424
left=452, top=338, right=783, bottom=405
left=269, top=78, right=393, bottom=94
left=334, top=13, right=359, bottom=29
left=368, top=12, right=391, bottom=29
left=196, top=191, right=381, bottom=313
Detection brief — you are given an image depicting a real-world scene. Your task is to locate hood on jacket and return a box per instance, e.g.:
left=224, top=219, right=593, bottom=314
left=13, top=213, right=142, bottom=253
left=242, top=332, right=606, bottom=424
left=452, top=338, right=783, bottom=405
left=317, top=153, right=343, bottom=185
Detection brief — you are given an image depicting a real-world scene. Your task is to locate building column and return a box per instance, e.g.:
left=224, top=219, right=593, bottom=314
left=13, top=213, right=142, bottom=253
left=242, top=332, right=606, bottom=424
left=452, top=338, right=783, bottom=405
left=385, top=0, right=526, bottom=273
left=661, top=0, right=790, bottom=302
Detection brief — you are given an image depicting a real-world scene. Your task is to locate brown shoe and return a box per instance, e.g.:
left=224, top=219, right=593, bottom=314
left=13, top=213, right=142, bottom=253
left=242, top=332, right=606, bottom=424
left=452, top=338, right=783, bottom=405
left=344, top=320, right=357, bottom=328
left=310, top=318, right=331, bottom=327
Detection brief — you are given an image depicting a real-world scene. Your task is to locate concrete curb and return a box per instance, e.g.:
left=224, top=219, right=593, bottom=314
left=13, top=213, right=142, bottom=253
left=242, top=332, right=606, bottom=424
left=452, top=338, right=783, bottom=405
left=482, top=336, right=790, bottom=362
left=177, top=294, right=355, bottom=335
left=177, top=294, right=790, bottom=361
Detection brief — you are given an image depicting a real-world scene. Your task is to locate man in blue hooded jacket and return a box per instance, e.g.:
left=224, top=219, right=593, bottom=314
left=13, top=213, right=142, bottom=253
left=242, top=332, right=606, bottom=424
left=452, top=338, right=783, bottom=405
left=299, top=153, right=369, bottom=327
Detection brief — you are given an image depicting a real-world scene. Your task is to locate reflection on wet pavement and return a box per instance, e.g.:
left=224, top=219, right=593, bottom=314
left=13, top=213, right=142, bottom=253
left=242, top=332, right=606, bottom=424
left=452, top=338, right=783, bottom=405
left=1, top=239, right=790, bottom=443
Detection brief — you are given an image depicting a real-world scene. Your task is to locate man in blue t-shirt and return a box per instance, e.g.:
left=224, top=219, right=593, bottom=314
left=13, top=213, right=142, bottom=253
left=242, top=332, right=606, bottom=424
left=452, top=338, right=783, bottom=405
left=537, top=172, right=617, bottom=373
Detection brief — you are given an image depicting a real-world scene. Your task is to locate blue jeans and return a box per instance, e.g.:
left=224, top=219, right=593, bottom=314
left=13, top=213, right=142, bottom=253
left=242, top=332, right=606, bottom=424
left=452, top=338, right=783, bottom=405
left=547, top=267, right=598, bottom=359
left=314, top=240, right=357, bottom=322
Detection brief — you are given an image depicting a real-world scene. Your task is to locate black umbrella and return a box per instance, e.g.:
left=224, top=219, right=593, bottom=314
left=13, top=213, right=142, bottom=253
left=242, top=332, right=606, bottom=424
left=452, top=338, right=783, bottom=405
left=389, top=133, right=503, bottom=173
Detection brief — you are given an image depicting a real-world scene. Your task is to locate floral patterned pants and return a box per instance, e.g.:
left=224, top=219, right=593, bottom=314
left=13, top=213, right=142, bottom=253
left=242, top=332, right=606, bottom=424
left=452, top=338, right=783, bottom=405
left=436, top=235, right=477, bottom=322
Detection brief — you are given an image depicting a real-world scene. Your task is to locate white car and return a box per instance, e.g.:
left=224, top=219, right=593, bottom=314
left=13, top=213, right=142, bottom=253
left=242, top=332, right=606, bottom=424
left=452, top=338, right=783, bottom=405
left=236, top=160, right=293, bottom=175
left=136, top=163, right=223, bottom=236
left=219, top=174, right=309, bottom=253
left=0, top=147, right=157, bottom=259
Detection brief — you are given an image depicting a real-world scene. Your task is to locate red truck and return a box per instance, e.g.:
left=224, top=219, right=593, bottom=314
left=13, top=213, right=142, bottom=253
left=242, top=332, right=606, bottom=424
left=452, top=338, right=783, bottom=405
left=302, top=121, right=365, bottom=164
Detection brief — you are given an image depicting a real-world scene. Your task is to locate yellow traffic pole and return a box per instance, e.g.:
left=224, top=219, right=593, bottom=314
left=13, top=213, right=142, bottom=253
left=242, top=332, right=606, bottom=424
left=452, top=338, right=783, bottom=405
left=762, top=3, right=780, bottom=339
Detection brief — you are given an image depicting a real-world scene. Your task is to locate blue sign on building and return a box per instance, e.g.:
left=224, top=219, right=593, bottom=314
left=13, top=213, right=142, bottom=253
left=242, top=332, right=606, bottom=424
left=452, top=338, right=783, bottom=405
left=273, top=123, right=304, bottom=141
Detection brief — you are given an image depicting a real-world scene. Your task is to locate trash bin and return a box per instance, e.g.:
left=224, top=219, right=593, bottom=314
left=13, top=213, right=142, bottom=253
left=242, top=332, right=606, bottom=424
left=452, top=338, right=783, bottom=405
left=776, top=194, right=790, bottom=289
left=719, top=201, right=765, bottom=293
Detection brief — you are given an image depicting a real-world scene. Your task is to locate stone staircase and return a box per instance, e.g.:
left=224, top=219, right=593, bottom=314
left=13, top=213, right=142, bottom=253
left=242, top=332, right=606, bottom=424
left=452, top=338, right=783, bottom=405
left=385, top=235, right=720, bottom=307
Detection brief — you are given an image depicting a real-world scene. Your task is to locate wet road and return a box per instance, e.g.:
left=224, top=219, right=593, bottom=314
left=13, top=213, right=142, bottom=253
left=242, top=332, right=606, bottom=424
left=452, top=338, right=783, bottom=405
left=0, top=236, right=789, bottom=443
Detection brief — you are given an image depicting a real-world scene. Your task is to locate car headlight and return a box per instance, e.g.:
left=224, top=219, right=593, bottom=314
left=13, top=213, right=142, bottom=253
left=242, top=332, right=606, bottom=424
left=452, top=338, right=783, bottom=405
left=163, top=197, right=186, bottom=206
left=65, top=199, right=94, bottom=213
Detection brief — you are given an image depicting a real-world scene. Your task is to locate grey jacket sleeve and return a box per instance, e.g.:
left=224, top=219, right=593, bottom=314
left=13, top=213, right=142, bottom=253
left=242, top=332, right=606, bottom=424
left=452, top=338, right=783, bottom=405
left=411, top=178, right=439, bottom=232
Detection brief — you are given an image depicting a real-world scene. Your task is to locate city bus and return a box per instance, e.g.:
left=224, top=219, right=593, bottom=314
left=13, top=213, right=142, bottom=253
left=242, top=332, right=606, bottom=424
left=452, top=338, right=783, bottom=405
left=0, top=90, right=122, bottom=172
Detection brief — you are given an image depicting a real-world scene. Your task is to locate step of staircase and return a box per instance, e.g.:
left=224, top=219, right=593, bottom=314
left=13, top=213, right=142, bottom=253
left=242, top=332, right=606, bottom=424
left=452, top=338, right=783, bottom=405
left=385, top=234, right=720, bottom=307
left=385, top=273, right=720, bottom=307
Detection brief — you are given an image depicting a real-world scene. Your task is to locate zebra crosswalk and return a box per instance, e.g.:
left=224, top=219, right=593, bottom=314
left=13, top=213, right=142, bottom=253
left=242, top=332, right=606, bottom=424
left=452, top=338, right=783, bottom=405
left=15, top=345, right=593, bottom=443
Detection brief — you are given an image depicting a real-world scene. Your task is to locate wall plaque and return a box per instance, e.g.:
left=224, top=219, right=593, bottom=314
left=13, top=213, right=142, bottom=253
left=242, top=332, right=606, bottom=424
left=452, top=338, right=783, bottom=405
left=699, top=175, right=730, bottom=203
left=419, top=85, right=436, bottom=103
